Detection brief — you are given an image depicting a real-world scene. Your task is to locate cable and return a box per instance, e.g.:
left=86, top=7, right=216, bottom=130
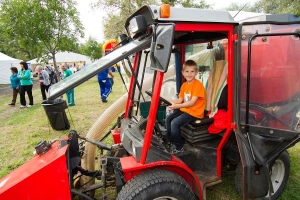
left=80, top=171, right=99, bottom=188
left=67, top=107, right=76, bottom=130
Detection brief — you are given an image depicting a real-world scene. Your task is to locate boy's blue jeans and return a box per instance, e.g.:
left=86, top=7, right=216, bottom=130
left=165, top=109, right=197, bottom=149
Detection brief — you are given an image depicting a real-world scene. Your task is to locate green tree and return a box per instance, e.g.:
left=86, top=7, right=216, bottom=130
left=163, top=0, right=211, bottom=8
left=94, top=0, right=211, bottom=40
left=224, top=2, right=258, bottom=12
left=0, top=24, right=38, bottom=60
left=0, top=0, right=84, bottom=77
left=94, top=0, right=157, bottom=40
left=253, top=0, right=300, bottom=15
left=224, top=0, right=300, bottom=15
left=79, top=37, right=102, bottom=61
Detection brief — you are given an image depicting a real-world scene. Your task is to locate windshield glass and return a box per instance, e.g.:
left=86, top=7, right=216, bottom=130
left=48, top=36, right=151, bottom=100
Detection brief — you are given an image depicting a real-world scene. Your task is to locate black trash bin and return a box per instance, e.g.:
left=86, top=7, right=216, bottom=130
left=42, top=98, right=70, bottom=131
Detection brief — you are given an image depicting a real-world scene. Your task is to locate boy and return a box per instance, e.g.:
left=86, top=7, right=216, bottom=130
left=165, top=60, right=206, bottom=153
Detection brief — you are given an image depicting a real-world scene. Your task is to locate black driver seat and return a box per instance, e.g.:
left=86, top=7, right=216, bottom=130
left=180, top=85, right=228, bottom=144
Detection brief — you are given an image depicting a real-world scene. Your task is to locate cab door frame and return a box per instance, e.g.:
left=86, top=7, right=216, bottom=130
left=236, top=21, right=300, bottom=198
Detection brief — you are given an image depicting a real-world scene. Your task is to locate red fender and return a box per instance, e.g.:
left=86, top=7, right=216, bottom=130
left=120, top=156, right=202, bottom=199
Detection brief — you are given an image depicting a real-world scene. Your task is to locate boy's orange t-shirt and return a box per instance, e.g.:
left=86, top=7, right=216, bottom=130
left=179, top=79, right=206, bottom=118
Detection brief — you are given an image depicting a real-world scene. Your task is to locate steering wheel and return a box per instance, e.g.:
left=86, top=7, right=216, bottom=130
left=145, top=91, right=172, bottom=106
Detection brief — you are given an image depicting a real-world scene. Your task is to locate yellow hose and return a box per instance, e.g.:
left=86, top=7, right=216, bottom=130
left=81, top=66, right=175, bottom=192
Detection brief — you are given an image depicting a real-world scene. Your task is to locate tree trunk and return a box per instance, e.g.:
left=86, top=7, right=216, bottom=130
left=52, top=53, right=61, bottom=82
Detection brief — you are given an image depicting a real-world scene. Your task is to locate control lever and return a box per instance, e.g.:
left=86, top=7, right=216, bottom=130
left=76, top=133, right=111, bottom=151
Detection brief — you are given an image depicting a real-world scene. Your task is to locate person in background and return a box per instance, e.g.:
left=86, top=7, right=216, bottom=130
left=108, top=70, right=114, bottom=87
left=44, top=62, right=56, bottom=84
left=18, top=61, right=34, bottom=108
left=97, top=66, right=114, bottom=103
left=81, top=61, right=87, bottom=69
left=27, top=63, right=33, bottom=81
left=8, top=67, right=20, bottom=106
left=61, top=63, right=75, bottom=106
left=37, top=65, right=51, bottom=101
left=69, top=63, right=77, bottom=73
left=50, top=64, right=58, bottom=84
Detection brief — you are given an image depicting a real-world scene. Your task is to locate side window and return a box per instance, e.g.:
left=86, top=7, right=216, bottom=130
left=240, top=24, right=300, bottom=131
left=185, top=43, right=213, bottom=86
left=184, top=40, right=227, bottom=86
left=160, top=53, right=176, bottom=100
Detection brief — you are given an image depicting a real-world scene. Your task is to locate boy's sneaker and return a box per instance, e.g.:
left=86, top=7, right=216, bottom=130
left=171, top=147, right=184, bottom=154
left=102, top=98, right=107, bottom=103
left=20, top=105, right=27, bottom=108
left=169, top=143, right=184, bottom=154
left=27, top=104, right=33, bottom=108
left=8, top=103, right=15, bottom=106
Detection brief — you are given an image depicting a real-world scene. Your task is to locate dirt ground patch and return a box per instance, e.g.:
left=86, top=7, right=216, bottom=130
left=0, top=80, right=40, bottom=96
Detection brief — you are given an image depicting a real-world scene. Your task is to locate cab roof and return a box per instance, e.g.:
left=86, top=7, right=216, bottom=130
left=125, top=5, right=237, bottom=29
left=240, top=13, right=300, bottom=23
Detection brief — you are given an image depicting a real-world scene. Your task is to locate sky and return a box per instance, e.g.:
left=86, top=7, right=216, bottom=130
left=76, top=0, right=258, bottom=43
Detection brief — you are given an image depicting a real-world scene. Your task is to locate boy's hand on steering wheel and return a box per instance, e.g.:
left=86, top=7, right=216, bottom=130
left=169, top=102, right=177, bottom=110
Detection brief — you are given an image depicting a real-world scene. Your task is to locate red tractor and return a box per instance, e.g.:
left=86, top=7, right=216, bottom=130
left=1, top=4, right=300, bottom=200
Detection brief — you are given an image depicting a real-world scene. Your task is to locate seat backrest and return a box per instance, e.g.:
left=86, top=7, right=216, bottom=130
left=217, top=85, right=228, bottom=110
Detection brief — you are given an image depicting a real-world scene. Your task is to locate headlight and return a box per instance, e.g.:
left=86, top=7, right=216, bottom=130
left=127, top=15, right=147, bottom=39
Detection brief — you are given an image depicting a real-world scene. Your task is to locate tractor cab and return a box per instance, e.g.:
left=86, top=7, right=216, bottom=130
left=2, top=4, right=300, bottom=200
left=46, top=4, right=300, bottom=200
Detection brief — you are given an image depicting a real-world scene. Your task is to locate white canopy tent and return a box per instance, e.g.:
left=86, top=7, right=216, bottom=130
left=0, top=52, right=22, bottom=84
left=28, top=51, right=92, bottom=64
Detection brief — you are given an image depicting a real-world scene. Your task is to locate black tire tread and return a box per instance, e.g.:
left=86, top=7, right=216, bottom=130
left=117, top=169, right=196, bottom=200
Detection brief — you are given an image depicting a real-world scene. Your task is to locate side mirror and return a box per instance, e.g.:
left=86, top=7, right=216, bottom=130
left=150, top=23, right=175, bottom=72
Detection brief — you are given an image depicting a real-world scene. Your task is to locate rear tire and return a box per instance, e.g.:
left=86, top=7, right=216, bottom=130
left=116, top=169, right=196, bottom=200
left=235, top=151, right=290, bottom=200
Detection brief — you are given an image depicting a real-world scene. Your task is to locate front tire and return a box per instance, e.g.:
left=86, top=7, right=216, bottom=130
left=117, top=169, right=196, bottom=200
left=263, top=151, right=290, bottom=200
left=235, top=151, right=290, bottom=200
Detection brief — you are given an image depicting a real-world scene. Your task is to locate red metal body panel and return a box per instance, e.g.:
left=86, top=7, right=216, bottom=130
left=175, top=23, right=236, bottom=32
left=216, top=26, right=234, bottom=177
left=175, top=23, right=236, bottom=177
left=120, top=156, right=203, bottom=199
left=0, top=141, right=71, bottom=200
left=111, top=129, right=121, bottom=144
left=140, top=71, right=165, bottom=164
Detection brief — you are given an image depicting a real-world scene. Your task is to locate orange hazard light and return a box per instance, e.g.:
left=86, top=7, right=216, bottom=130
left=160, top=4, right=170, bottom=18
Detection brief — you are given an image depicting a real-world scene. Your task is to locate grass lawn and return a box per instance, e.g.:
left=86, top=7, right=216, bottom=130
left=0, top=74, right=299, bottom=199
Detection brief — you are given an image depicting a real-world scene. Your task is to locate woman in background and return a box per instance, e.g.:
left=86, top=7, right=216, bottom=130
left=18, top=61, right=34, bottom=108
left=8, top=67, right=20, bottom=106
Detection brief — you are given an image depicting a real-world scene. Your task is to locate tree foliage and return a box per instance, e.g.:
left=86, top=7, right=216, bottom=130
left=162, top=0, right=211, bottom=8
left=94, top=0, right=157, bottom=40
left=224, top=0, right=300, bottom=16
left=253, top=0, right=300, bottom=15
left=94, top=0, right=212, bottom=40
left=0, top=0, right=84, bottom=76
left=79, top=36, right=102, bottom=61
left=223, top=2, right=258, bottom=12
